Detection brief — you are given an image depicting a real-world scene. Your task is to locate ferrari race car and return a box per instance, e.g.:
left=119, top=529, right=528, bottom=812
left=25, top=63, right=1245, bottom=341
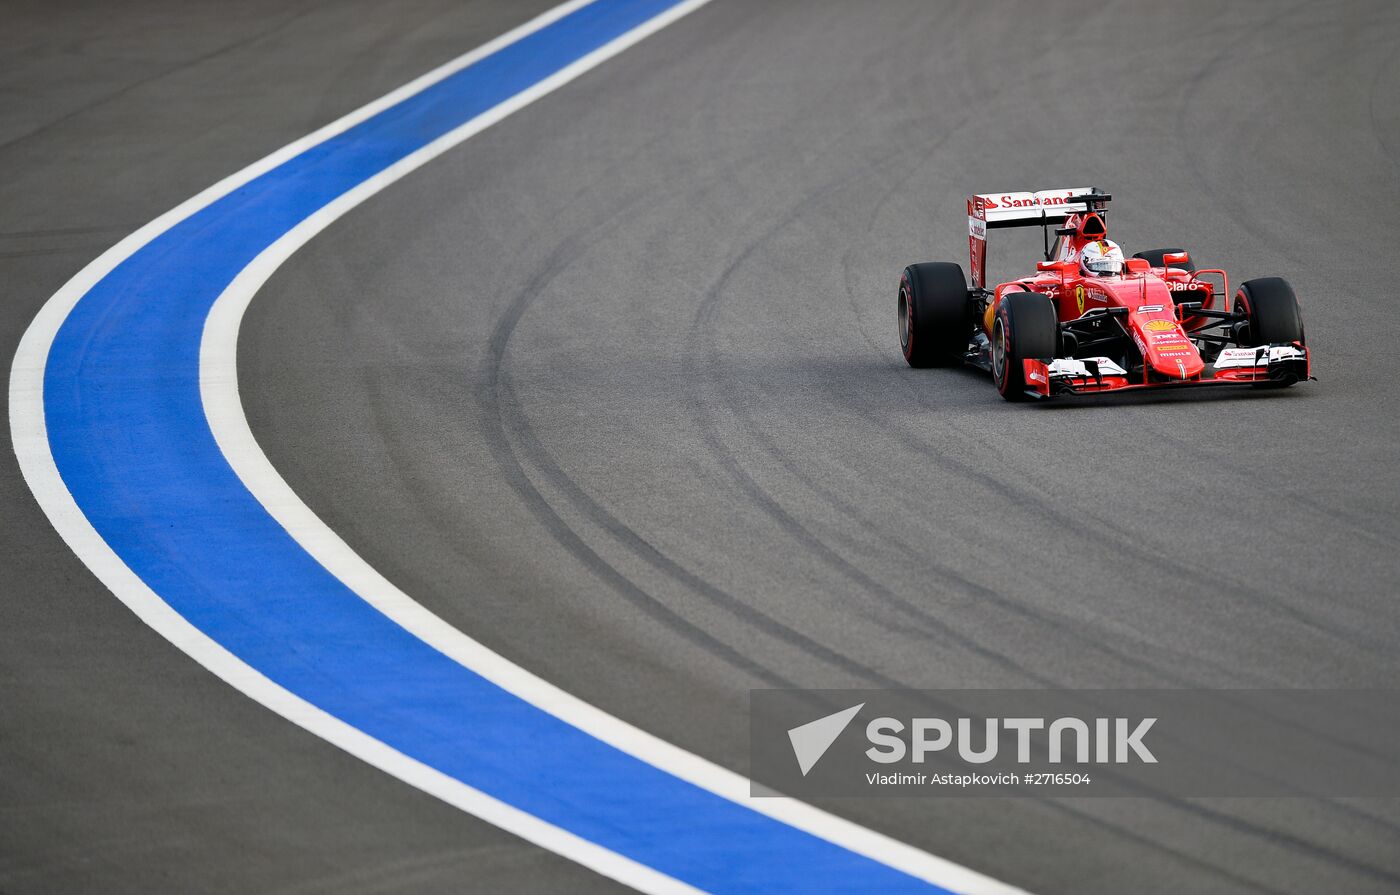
left=897, top=187, right=1312, bottom=401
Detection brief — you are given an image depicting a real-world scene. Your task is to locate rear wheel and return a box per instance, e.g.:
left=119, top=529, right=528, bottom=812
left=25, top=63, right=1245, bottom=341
left=1132, top=247, right=1196, bottom=273
left=991, top=291, right=1058, bottom=401
left=898, top=262, right=970, bottom=367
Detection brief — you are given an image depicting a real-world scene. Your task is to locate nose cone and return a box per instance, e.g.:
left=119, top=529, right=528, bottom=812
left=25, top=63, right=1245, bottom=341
left=1133, top=315, right=1205, bottom=379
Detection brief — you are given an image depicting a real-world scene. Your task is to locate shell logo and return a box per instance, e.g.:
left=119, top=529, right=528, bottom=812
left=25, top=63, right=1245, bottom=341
left=1144, top=320, right=1177, bottom=332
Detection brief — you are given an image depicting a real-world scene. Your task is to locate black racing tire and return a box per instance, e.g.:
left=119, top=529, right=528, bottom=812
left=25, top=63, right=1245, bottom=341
left=1235, top=277, right=1305, bottom=345
left=991, top=291, right=1058, bottom=402
left=898, top=262, right=970, bottom=368
left=1132, top=247, right=1196, bottom=273
left=1234, top=277, right=1305, bottom=389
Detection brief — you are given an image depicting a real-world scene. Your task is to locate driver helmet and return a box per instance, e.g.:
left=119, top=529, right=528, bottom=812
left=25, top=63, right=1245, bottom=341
left=1079, top=239, right=1124, bottom=277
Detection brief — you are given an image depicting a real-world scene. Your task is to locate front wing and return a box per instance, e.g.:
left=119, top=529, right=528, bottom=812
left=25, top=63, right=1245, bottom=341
left=1020, top=344, right=1312, bottom=398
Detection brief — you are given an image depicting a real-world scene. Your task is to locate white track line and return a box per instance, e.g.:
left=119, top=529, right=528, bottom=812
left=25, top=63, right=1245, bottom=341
left=13, top=1, right=1028, bottom=892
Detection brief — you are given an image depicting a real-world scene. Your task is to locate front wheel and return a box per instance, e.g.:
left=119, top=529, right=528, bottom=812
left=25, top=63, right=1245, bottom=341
left=1234, top=277, right=1306, bottom=388
left=1234, top=277, right=1304, bottom=345
left=992, top=291, right=1058, bottom=401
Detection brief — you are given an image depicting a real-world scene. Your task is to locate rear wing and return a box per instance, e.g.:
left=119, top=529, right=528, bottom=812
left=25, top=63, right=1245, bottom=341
left=967, top=187, right=1097, bottom=288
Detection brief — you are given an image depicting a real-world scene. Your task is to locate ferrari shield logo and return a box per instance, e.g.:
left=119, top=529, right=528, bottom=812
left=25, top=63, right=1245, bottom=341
left=1075, top=284, right=1086, bottom=316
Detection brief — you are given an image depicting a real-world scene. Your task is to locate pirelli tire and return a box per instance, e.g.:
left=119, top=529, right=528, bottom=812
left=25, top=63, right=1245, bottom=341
left=1234, top=277, right=1305, bottom=346
left=1234, top=277, right=1306, bottom=389
left=992, top=291, right=1058, bottom=402
left=898, top=262, right=970, bottom=368
left=1132, top=247, right=1196, bottom=273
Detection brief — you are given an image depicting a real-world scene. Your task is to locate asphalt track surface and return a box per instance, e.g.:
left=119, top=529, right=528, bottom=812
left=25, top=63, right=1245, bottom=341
left=4, top=1, right=1400, bottom=894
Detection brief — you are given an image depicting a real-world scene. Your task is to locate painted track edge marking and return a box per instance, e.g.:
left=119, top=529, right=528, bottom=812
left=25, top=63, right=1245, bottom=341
left=11, top=2, right=1028, bottom=893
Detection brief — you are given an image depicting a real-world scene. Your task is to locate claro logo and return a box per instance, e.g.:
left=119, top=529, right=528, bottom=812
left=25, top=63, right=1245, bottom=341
left=788, top=705, right=1157, bottom=775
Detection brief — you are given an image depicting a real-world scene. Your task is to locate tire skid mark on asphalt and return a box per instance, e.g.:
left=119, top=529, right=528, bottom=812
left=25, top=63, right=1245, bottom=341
left=479, top=191, right=808, bottom=689
left=1141, top=418, right=1400, bottom=557
left=683, top=213, right=1047, bottom=683
left=464, top=22, right=969, bottom=695
left=482, top=197, right=911, bottom=692
left=719, top=387, right=1267, bottom=688
left=644, top=75, right=1067, bottom=681
left=672, top=138, right=1182, bottom=693
left=891, top=398, right=1399, bottom=651
left=0, top=4, right=321, bottom=157
left=1367, top=30, right=1400, bottom=178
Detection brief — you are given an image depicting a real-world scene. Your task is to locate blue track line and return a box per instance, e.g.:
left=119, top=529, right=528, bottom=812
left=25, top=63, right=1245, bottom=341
left=42, top=2, right=950, bottom=891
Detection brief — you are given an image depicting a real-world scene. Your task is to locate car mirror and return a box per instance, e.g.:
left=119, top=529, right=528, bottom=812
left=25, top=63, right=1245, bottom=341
left=1037, top=260, right=1077, bottom=275
left=1125, top=258, right=1150, bottom=274
left=1163, top=251, right=1190, bottom=266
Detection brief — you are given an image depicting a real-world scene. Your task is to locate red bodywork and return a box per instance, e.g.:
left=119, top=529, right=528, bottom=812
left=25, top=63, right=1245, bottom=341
left=966, top=191, right=1310, bottom=397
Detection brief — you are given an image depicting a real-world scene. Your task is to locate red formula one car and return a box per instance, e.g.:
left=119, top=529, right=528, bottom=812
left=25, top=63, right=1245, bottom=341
left=897, top=187, right=1312, bottom=401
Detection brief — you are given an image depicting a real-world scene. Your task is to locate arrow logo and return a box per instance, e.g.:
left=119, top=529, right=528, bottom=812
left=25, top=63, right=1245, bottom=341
left=787, top=704, right=864, bottom=776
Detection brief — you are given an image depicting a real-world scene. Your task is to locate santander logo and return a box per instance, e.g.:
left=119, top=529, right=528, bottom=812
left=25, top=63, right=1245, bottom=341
left=984, top=193, right=1072, bottom=210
